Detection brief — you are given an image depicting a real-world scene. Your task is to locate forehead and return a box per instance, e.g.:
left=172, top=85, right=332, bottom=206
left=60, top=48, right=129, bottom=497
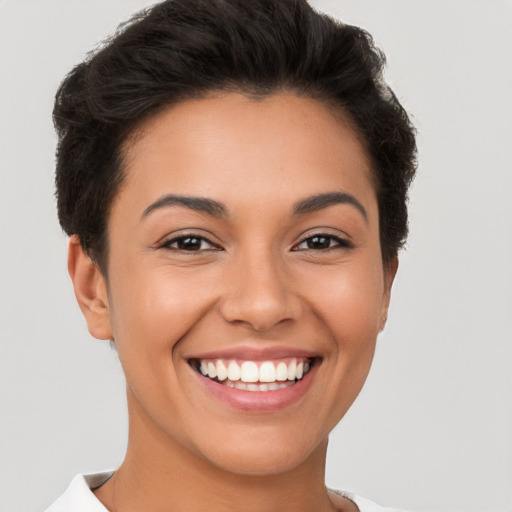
left=117, top=92, right=376, bottom=217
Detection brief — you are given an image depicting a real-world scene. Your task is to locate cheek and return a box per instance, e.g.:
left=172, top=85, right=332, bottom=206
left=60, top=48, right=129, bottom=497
left=106, top=260, right=224, bottom=368
left=310, top=263, right=385, bottom=413
left=104, top=268, right=208, bottom=413
left=305, top=259, right=384, bottom=349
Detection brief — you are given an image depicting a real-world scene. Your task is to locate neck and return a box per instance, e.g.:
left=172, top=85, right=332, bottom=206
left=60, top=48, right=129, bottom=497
left=94, top=391, right=344, bottom=512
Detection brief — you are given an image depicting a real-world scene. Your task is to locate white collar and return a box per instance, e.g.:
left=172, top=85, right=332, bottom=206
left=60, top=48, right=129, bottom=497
left=45, top=471, right=114, bottom=512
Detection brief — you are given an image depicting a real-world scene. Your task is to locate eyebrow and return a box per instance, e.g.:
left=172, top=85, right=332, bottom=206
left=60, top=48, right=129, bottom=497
left=292, top=191, right=368, bottom=222
left=142, top=194, right=228, bottom=218
left=141, top=190, right=367, bottom=222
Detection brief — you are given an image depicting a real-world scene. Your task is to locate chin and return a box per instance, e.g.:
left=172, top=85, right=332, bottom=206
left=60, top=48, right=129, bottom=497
left=195, top=427, right=328, bottom=477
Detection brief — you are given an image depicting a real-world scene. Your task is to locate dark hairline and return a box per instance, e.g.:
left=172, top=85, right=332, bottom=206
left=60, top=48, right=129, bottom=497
left=54, top=0, right=416, bottom=275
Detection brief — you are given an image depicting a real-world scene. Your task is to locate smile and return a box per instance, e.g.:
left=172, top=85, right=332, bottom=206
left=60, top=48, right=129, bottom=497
left=190, top=357, right=314, bottom=392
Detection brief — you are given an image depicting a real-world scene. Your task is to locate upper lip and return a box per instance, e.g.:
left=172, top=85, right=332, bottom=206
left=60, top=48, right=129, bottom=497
left=185, top=345, right=320, bottom=361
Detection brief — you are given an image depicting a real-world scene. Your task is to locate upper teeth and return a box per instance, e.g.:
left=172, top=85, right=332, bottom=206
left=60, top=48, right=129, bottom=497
left=198, top=358, right=310, bottom=383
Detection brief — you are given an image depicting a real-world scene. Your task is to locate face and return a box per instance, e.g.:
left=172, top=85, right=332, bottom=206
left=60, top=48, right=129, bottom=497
left=73, top=92, right=395, bottom=476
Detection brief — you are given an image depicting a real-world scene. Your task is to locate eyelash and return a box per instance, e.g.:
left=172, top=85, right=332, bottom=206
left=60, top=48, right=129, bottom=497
left=292, top=234, right=352, bottom=251
left=159, top=233, right=352, bottom=252
left=160, top=234, right=221, bottom=252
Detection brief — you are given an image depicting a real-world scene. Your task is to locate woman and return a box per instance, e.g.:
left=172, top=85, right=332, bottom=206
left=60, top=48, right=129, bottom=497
left=46, top=0, right=416, bottom=510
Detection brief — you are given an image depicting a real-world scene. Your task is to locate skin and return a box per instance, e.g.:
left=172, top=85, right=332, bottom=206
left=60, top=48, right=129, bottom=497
left=69, top=92, right=397, bottom=512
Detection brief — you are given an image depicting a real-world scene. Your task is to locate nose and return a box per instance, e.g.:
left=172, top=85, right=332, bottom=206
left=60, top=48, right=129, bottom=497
left=219, top=248, right=301, bottom=332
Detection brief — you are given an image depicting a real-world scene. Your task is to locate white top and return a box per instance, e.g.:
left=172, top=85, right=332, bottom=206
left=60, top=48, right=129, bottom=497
left=45, top=472, right=405, bottom=512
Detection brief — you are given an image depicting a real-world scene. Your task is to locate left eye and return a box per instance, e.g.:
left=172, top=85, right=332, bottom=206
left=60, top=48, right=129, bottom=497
left=162, top=235, right=219, bottom=251
left=293, top=234, right=349, bottom=251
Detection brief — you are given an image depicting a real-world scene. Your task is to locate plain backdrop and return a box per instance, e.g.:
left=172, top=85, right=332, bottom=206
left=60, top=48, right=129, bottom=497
left=1, top=1, right=511, bottom=511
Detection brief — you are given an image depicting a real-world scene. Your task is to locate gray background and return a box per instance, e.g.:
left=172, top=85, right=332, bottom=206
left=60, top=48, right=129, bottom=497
left=1, top=1, right=511, bottom=511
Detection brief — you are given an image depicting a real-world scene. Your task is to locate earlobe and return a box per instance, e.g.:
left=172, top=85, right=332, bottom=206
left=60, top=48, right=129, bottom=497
left=380, top=256, right=399, bottom=332
left=67, top=235, right=113, bottom=340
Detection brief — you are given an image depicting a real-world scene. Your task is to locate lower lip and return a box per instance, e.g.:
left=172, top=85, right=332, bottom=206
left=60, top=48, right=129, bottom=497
left=191, top=363, right=318, bottom=413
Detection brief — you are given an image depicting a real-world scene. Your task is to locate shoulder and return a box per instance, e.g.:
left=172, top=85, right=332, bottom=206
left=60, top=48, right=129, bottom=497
left=44, top=472, right=114, bottom=512
left=329, top=488, right=407, bottom=512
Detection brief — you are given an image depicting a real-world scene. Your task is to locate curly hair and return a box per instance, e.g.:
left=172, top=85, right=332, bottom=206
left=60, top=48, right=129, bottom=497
left=54, top=0, right=416, bottom=271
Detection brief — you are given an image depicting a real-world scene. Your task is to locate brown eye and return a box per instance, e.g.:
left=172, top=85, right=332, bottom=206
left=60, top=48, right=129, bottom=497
left=293, top=234, right=352, bottom=251
left=176, top=236, right=203, bottom=251
left=306, top=236, right=332, bottom=249
left=162, top=235, right=220, bottom=252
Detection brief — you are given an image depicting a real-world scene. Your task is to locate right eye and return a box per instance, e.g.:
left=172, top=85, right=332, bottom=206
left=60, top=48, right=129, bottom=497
left=160, top=235, right=221, bottom=252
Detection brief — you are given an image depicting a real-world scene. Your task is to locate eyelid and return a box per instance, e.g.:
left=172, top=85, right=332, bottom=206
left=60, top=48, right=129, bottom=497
left=291, top=230, right=353, bottom=251
left=157, top=231, right=223, bottom=251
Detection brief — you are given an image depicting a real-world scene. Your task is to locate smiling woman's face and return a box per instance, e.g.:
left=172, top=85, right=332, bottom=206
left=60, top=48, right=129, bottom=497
left=73, top=92, right=396, bottom=476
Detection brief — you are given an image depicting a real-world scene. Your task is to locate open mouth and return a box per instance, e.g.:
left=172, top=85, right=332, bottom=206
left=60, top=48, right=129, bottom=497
left=189, top=357, right=317, bottom=392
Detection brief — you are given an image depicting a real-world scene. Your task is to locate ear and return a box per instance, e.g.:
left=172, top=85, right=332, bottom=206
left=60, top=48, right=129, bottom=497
left=380, top=255, right=399, bottom=332
left=68, top=235, right=113, bottom=340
